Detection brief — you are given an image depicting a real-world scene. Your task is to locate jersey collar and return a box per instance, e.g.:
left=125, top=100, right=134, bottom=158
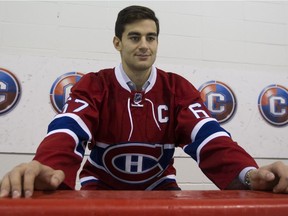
left=115, top=63, right=157, bottom=93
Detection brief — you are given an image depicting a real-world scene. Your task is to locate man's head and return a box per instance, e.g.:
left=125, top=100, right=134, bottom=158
left=113, top=5, right=159, bottom=78
left=115, top=5, right=160, bottom=40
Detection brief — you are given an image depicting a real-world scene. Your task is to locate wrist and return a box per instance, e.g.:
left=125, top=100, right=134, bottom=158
left=244, top=169, right=254, bottom=189
left=239, top=167, right=257, bottom=189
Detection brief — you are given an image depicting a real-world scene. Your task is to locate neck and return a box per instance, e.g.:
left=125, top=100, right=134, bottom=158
left=123, top=65, right=151, bottom=91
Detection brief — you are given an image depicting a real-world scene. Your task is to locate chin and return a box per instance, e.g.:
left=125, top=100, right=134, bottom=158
left=136, top=64, right=152, bottom=71
left=138, top=60, right=154, bottom=68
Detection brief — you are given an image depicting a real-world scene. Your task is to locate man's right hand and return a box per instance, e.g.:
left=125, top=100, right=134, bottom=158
left=0, top=160, right=65, bottom=198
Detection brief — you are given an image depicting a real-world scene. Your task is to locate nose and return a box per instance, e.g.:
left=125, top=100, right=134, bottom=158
left=139, top=37, right=149, bottom=49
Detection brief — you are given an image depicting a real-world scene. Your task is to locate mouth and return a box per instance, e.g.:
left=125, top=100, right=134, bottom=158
left=135, top=54, right=151, bottom=60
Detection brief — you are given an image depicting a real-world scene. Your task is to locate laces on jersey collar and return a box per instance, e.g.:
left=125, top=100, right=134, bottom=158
left=127, top=97, right=161, bottom=141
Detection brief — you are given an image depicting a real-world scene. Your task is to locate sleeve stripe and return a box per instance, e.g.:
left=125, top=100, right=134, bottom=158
left=46, top=128, right=78, bottom=144
left=196, top=131, right=230, bottom=165
left=46, top=129, right=84, bottom=158
left=54, top=113, right=92, bottom=141
left=191, top=118, right=217, bottom=142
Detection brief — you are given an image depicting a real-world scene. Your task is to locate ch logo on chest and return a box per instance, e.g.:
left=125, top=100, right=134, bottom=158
left=102, top=143, right=172, bottom=184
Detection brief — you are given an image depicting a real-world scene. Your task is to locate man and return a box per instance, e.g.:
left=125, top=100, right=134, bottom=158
left=1, top=5, right=288, bottom=198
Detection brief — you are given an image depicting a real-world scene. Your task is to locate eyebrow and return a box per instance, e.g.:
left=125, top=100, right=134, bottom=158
left=127, top=31, right=157, bottom=37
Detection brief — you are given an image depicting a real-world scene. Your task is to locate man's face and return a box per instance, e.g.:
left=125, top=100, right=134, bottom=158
left=114, top=19, right=158, bottom=74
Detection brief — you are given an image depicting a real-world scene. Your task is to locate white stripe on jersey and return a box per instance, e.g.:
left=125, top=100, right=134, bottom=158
left=80, top=176, right=99, bottom=185
left=46, top=128, right=83, bottom=158
left=54, top=113, right=92, bottom=141
left=191, top=117, right=217, bottom=142
left=127, top=98, right=133, bottom=141
left=95, top=141, right=110, bottom=148
left=145, top=98, right=161, bottom=131
left=196, top=131, right=230, bottom=165
left=145, top=174, right=176, bottom=190
left=143, top=66, right=157, bottom=94
left=88, top=156, right=108, bottom=172
left=95, top=141, right=175, bottom=149
left=163, top=144, right=175, bottom=149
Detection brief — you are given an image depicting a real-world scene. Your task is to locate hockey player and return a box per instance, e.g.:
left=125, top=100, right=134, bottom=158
left=1, top=5, right=288, bottom=198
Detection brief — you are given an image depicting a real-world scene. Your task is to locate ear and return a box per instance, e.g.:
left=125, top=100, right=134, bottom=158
left=113, top=36, right=122, bottom=51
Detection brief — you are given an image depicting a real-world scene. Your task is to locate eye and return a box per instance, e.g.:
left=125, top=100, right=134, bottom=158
left=129, top=36, right=140, bottom=42
left=147, top=35, right=157, bottom=42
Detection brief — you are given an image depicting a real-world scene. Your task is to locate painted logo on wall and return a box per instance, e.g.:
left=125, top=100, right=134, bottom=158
left=258, top=84, right=287, bottom=126
left=50, top=72, right=84, bottom=113
left=198, top=80, right=237, bottom=123
left=0, top=68, right=21, bottom=115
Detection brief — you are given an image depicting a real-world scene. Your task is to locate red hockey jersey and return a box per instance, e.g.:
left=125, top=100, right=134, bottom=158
left=34, top=64, right=258, bottom=190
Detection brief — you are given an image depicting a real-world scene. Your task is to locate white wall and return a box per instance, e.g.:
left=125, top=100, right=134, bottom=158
left=0, top=1, right=287, bottom=190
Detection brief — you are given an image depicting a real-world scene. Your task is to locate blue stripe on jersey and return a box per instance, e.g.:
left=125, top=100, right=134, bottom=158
left=89, top=145, right=106, bottom=169
left=47, top=116, right=90, bottom=156
left=183, top=118, right=230, bottom=161
left=48, top=116, right=90, bottom=140
left=75, top=141, right=86, bottom=157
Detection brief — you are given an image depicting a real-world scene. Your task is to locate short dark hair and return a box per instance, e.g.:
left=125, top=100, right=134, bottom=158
left=115, top=5, right=160, bottom=39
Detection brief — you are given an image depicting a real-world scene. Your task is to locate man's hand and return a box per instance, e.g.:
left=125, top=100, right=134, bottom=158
left=249, top=161, right=288, bottom=193
left=0, top=160, right=65, bottom=198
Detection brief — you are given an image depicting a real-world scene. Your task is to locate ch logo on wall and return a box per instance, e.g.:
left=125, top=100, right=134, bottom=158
left=258, top=84, right=287, bottom=127
left=0, top=68, right=21, bottom=115
left=198, top=80, right=237, bottom=124
left=50, top=72, right=84, bottom=113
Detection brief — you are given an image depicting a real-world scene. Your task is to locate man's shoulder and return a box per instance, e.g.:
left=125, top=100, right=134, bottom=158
left=81, top=68, right=117, bottom=83
left=85, top=68, right=115, bottom=77
left=73, top=68, right=117, bottom=92
left=156, top=67, right=193, bottom=86
left=155, top=67, right=199, bottom=97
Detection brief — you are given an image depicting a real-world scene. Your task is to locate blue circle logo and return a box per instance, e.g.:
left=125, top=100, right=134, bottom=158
left=199, top=81, right=237, bottom=123
left=50, top=72, right=84, bottom=113
left=258, top=84, right=287, bottom=126
left=0, top=68, right=21, bottom=115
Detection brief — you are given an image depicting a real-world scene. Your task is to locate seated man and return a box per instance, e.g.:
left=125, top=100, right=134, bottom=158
left=1, top=5, right=288, bottom=198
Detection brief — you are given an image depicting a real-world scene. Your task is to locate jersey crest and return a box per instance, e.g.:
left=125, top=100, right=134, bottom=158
left=95, top=143, right=174, bottom=184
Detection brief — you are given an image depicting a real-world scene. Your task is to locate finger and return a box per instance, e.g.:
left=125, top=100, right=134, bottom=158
left=23, top=162, right=41, bottom=198
left=249, top=169, right=276, bottom=191
left=49, top=170, right=65, bottom=189
left=32, top=163, right=65, bottom=191
left=0, top=175, right=11, bottom=198
left=272, top=173, right=288, bottom=193
left=8, top=165, right=26, bottom=198
left=252, top=169, right=275, bottom=182
left=263, top=171, right=275, bottom=182
left=266, top=161, right=288, bottom=193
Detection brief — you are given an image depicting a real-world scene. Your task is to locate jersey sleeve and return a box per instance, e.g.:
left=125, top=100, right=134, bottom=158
left=174, top=75, right=258, bottom=189
left=34, top=72, right=104, bottom=189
